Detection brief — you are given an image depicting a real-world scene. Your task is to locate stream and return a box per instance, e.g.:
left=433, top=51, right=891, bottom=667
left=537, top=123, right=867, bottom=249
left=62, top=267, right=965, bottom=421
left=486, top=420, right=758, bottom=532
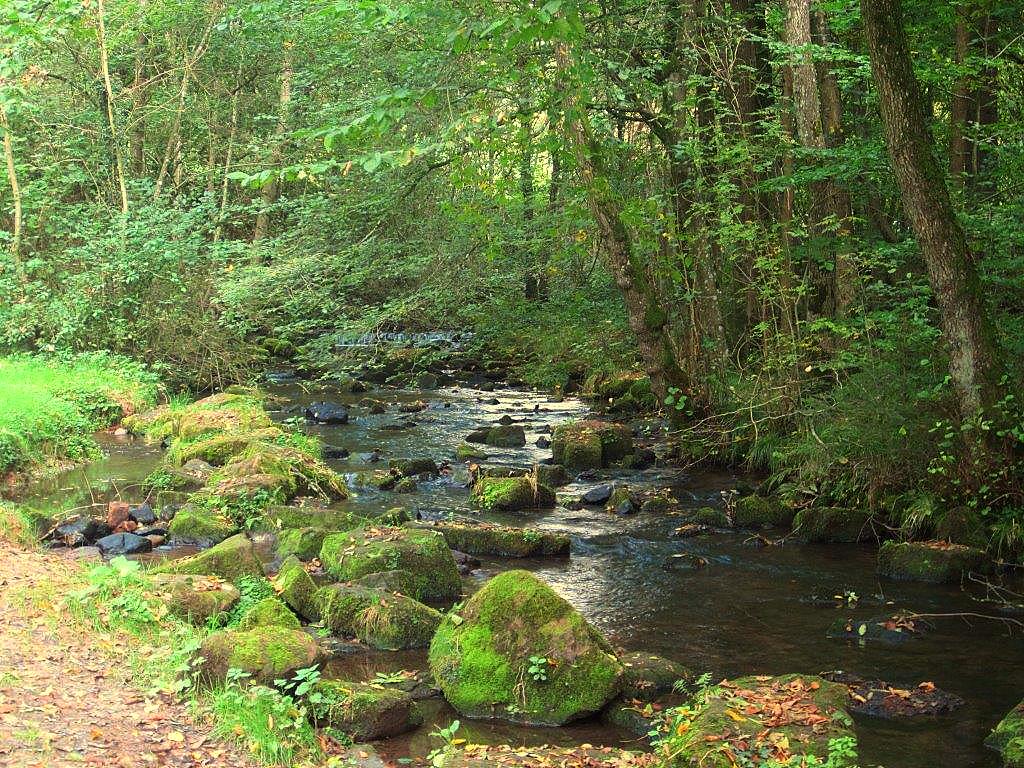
left=17, top=378, right=1024, bottom=767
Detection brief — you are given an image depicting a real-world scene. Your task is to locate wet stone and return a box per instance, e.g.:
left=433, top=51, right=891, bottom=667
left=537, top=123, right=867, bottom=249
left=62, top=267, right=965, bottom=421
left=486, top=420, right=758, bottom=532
left=95, top=532, right=152, bottom=556
left=305, top=401, right=350, bottom=424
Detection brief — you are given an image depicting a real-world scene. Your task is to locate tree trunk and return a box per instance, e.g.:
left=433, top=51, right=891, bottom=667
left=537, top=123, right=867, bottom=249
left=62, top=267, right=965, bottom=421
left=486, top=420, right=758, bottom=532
left=861, top=0, right=1001, bottom=429
left=253, top=51, right=293, bottom=243
left=1, top=103, right=26, bottom=285
left=96, top=0, right=129, bottom=214
left=130, top=0, right=147, bottom=176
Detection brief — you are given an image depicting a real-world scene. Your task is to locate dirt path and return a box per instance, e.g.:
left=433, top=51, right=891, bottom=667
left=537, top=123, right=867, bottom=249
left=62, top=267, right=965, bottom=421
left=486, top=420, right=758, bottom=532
left=0, top=543, right=254, bottom=768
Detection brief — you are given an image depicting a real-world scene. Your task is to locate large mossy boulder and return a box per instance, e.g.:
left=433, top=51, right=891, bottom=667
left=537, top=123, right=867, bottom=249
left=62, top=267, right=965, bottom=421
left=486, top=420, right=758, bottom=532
left=733, top=495, right=795, bottom=528
left=277, top=527, right=330, bottom=560
left=168, top=427, right=284, bottom=466
left=551, top=420, right=633, bottom=470
left=793, top=507, right=874, bottom=543
left=150, top=573, right=240, bottom=625
left=154, top=533, right=263, bottom=583
left=484, top=425, right=527, bottom=448
left=197, top=626, right=321, bottom=686
left=166, top=505, right=238, bottom=546
left=210, top=442, right=348, bottom=501
left=262, top=505, right=367, bottom=533
left=309, top=680, right=423, bottom=741
left=472, top=477, right=555, bottom=512
left=877, top=540, right=988, bottom=583
left=986, top=699, right=1024, bottom=767
left=238, top=597, right=301, bottom=630
left=319, top=527, right=461, bottom=601
left=275, top=556, right=320, bottom=621
left=667, top=674, right=855, bottom=767
left=407, top=520, right=570, bottom=558
left=317, top=584, right=441, bottom=649
left=428, top=570, right=622, bottom=725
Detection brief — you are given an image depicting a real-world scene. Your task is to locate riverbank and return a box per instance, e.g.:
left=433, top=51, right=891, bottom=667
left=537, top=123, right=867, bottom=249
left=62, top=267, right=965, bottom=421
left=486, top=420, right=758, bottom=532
left=0, top=354, right=159, bottom=483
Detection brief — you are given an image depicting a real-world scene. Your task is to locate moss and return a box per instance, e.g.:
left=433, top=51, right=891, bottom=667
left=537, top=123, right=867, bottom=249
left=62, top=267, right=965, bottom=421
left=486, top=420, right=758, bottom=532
left=389, top=457, right=438, bottom=477
left=986, top=699, right=1024, bottom=768
left=394, top=477, right=418, bottom=493
left=407, top=521, right=570, bottom=558
left=150, top=573, right=240, bottom=625
left=618, top=652, right=693, bottom=702
left=275, top=556, right=320, bottom=621
left=877, top=540, right=988, bottom=583
left=733, top=495, right=794, bottom=528
left=534, top=463, right=568, bottom=488
left=641, top=496, right=673, bottom=515
left=551, top=420, right=633, bottom=469
left=665, top=674, right=855, bottom=767
left=154, top=533, right=263, bottom=583
left=211, top=441, right=347, bottom=501
left=485, top=425, right=526, bottom=448
left=123, top=404, right=180, bottom=441
left=197, top=626, right=321, bottom=686
left=472, top=476, right=556, bottom=512
left=309, top=680, right=422, bottom=740
left=167, top=505, right=238, bottom=546
left=319, top=527, right=461, bottom=602
left=692, top=507, right=729, bottom=527
left=793, top=507, right=873, bottom=542
left=167, top=427, right=284, bottom=466
left=350, top=569, right=418, bottom=593
left=354, top=470, right=399, bottom=491
left=456, top=443, right=489, bottom=461
left=316, top=583, right=441, bottom=649
left=428, top=569, right=622, bottom=725
left=238, top=597, right=301, bottom=630
left=261, top=506, right=367, bottom=532
left=277, top=527, right=329, bottom=560
left=176, top=397, right=273, bottom=440
left=375, top=507, right=411, bottom=526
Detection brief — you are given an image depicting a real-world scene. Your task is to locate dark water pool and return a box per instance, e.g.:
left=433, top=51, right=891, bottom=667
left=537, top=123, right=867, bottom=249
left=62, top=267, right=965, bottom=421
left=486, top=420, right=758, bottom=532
left=14, top=380, right=1023, bottom=767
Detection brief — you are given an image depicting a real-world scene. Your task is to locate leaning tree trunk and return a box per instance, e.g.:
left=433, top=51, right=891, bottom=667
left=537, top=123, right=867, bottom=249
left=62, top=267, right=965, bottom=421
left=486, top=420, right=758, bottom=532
left=96, top=0, right=129, bottom=214
left=253, top=52, right=293, bottom=244
left=861, top=0, right=1001, bottom=430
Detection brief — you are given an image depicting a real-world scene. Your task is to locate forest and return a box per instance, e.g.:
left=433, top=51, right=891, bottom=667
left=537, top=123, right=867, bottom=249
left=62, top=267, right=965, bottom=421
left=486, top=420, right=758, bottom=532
left=1, top=0, right=1023, bottom=766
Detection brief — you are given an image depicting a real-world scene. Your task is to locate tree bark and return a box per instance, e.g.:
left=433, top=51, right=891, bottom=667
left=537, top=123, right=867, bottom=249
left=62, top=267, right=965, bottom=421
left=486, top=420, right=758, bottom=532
left=96, top=0, right=129, bottom=214
left=861, top=0, right=1001, bottom=428
left=1, top=103, right=26, bottom=284
left=253, top=50, right=293, bottom=243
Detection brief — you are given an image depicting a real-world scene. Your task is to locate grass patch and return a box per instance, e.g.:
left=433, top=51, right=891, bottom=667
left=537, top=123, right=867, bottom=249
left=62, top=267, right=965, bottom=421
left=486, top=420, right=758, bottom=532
left=0, top=353, right=160, bottom=475
left=0, top=502, right=48, bottom=548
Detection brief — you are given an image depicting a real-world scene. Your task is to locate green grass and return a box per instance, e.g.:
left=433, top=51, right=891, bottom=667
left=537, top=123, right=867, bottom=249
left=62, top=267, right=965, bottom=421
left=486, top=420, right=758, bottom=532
left=0, top=353, right=160, bottom=475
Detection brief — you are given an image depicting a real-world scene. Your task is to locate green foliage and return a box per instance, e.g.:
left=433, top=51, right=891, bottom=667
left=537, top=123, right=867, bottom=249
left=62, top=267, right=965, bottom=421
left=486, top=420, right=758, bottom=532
left=216, top=575, right=277, bottom=629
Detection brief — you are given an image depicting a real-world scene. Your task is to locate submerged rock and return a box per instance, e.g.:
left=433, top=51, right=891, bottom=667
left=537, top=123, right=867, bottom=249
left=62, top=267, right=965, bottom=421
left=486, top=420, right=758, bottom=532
left=820, top=671, right=963, bottom=719
left=986, top=698, right=1024, bottom=767
left=827, top=613, right=926, bottom=644
left=310, top=680, right=423, bottom=740
left=877, top=540, right=988, bottom=583
left=429, top=569, right=622, bottom=725
left=197, top=626, right=321, bottom=685
left=552, top=420, right=633, bottom=470
left=150, top=573, right=240, bottom=625
left=317, top=583, right=441, bottom=649
left=472, top=476, right=556, bottom=512
left=407, top=520, right=570, bottom=558
left=319, top=527, right=461, bottom=601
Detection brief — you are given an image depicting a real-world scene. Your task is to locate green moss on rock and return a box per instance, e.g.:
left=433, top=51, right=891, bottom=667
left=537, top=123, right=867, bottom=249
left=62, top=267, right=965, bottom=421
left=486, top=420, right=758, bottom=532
left=793, top=507, right=873, bottom=543
left=196, top=626, right=321, bottom=685
left=407, top=521, right=569, bottom=558
left=319, top=527, right=461, bottom=602
left=277, top=527, right=329, bottom=560
left=150, top=574, right=240, bottom=625
left=261, top=506, right=367, bottom=532
left=389, top=457, right=438, bottom=477
left=485, top=425, right=527, bottom=448
left=456, top=443, right=489, bottom=461
left=691, top=507, right=729, bottom=527
left=428, top=570, right=622, bottom=725
left=316, top=583, right=441, bottom=649
left=238, top=597, right=300, bottom=630
left=275, top=556, right=320, bottom=621
left=309, top=680, right=422, bottom=740
left=154, top=533, right=263, bottom=583
left=552, top=420, right=633, bottom=470
left=986, top=698, right=1024, bottom=768
left=877, top=540, right=988, bottom=583
left=733, top=495, right=794, bottom=528
left=534, top=463, right=568, bottom=488
left=619, top=652, right=693, bottom=701
left=167, top=505, right=238, bottom=546
left=472, top=476, right=556, bottom=512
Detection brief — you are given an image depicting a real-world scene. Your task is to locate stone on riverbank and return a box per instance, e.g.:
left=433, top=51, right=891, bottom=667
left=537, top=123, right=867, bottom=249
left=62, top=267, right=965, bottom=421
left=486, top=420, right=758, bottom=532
left=472, top=476, right=556, bottom=512
left=733, top=494, right=794, bottom=528
left=551, top=420, right=633, bottom=470
left=407, top=520, right=570, bottom=558
left=986, top=698, right=1024, bottom=767
left=275, top=556, right=320, bottom=621
left=309, top=680, right=422, bottom=740
left=262, top=505, right=367, bottom=533
left=154, top=533, right=263, bottom=583
left=277, top=527, right=329, bottom=560
left=619, top=652, right=693, bottom=701
left=319, top=527, right=461, bottom=601
left=150, top=573, right=240, bottom=625
left=317, top=583, right=441, bottom=649
left=238, top=597, right=301, bottom=630
left=429, top=570, right=622, bottom=725
left=167, top=505, right=237, bottom=546
left=197, top=626, right=321, bottom=685
left=877, top=540, right=988, bottom=583
left=793, top=507, right=874, bottom=542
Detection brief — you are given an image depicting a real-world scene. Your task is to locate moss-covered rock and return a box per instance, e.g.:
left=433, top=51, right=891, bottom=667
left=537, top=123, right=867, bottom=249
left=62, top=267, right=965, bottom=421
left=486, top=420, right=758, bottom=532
left=354, top=470, right=399, bottom=491
left=394, top=477, right=418, bottom=493
left=793, top=507, right=874, bottom=543
left=986, top=698, right=1024, bottom=768
left=277, top=527, right=329, bottom=560
left=666, top=674, right=855, bottom=767
left=733, top=495, right=795, bottom=528
left=877, top=540, right=988, bottom=583
left=485, top=425, right=527, bottom=448
left=275, top=556, right=320, bottom=621
left=196, top=626, right=321, bottom=685
left=551, top=420, right=633, bottom=470
left=319, top=527, right=461, bottom=601
left=238, top=597, right=301, bottom=630
left=167, top=427, right=284, bottom=466
left=534, top=463, right=568, bottom=488
left=351, top=569, right=419, bottom=594
left=456, top=443, right=489, bottom=461
left=935, top=507, right=988, bottom=549
left=166, top=505, right=237, bottom=546
left=211, top=441, right=347, bottom=501
left=262, top=506, right=367, bottom=532
left=317, top=583, right=441, bottom=649
left=429, top=570, right=622, bottom=725
left=407, top=520, right=570, bottom=558
left=618, top=652, right=693, bottom=702
left=691, top=507, right=729, bottom=527
left=309, top=680, right=423, bottom=740
left=149, top=574, right=239, bottom=625
left=472, top=476, right=556, bottom=512
left=389, top=457, right=438, bottom=477
left=154, top=533, right=263, bottom=583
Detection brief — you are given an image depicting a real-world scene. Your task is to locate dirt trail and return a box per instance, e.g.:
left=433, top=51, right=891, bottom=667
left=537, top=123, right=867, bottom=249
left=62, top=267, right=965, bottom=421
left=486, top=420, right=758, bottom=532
left=0, top=543, right=254, bottom=767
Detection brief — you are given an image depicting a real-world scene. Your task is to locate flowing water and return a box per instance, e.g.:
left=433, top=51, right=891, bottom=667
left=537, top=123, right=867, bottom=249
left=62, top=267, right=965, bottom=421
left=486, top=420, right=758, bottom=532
left=16, top=379, right=1024, bottom=767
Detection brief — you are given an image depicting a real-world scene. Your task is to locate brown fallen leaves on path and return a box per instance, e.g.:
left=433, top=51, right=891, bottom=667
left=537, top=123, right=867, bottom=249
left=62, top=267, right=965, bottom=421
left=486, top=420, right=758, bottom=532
left=0, top=542, right=255, bottom=768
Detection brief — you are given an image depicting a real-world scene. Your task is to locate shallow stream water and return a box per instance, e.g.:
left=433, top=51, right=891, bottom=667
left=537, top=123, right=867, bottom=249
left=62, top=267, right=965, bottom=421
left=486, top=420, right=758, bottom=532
left=16, top=379, right=1024, bottom=767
